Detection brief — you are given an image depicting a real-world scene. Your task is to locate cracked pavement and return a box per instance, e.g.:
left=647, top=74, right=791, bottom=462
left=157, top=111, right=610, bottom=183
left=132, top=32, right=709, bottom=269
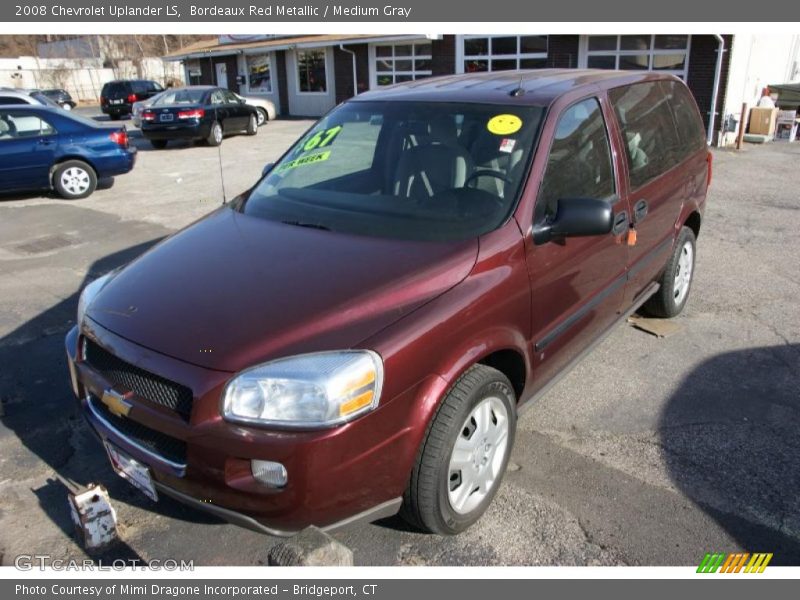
left=1, top=115, right=798, bottom=566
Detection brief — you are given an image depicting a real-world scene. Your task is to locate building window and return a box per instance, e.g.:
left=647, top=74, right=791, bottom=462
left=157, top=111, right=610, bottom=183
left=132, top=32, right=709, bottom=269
left=186, top=60, right=202, bottom=85
left=584, top=35, right=690, bottom=79
left=373, top=42, right=432, bottom=86
left=297, top=49, right=327, bottom=93
left=246, top=54, right=272, bottom=93
left=462, top=35, right=548, bottom=73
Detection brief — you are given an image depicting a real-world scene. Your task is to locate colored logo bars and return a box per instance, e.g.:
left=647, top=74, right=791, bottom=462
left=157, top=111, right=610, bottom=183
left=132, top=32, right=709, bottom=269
left=697, top=552, right=773, bottom=573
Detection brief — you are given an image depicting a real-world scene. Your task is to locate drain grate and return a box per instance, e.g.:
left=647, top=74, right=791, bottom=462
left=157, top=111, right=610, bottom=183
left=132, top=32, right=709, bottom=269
left=13, top=234, right=77, bottom=255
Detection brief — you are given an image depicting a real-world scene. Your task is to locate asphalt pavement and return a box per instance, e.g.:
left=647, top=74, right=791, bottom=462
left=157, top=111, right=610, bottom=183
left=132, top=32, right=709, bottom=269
left=0, top=112, right=798, bottom=566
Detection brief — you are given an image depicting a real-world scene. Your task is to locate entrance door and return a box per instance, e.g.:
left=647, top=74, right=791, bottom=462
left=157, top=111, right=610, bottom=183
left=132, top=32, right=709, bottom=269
left=215, top=62, right=228, bottom=89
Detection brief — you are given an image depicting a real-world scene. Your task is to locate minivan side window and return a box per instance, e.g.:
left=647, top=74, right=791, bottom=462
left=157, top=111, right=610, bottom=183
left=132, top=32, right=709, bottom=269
left=661, top=80, right=706, bottom=158
left=537, top=97, right=616, bottom=219
left=609, top=81, right=683, bottom=190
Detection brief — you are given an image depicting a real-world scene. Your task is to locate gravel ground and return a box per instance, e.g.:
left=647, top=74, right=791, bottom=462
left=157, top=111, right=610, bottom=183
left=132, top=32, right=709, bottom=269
left=0, top=112, right=798, bottom=566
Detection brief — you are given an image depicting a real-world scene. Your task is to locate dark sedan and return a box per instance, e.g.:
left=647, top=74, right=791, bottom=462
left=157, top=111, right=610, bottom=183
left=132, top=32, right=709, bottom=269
left=0, top=105, right=136, bottom=199
left=140, top=86, right=259, bottom=149
left=38, top=88, right=77, bottom=110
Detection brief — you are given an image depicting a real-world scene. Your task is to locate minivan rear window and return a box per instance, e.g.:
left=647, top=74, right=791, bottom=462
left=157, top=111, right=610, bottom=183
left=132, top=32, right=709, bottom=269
left=238, top=100, right=545, bottom=242
left=609, top=81, right=684, bottom=190
left=661, top=80, right=706, bottom=158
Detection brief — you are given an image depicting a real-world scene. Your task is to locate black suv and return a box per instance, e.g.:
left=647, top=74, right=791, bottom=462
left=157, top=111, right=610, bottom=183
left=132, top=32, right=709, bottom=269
left=39, top=88, right=77, bottom=110
left=100, top=79, right=164, bottom=120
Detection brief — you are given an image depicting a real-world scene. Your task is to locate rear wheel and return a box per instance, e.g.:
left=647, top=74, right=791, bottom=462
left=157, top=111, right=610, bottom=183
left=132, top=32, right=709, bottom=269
left=150, top=139, right=168, bottom=150
left=644, top=226, right=696, bottom=318
left=53, top=160, right=97, bottom=200
left=246, top=114, right=258, bottom=136
left=61, top=103, right=72, bottom=111
left=206, top=121, right=223, bottom=146
left=401, top=364, right=516, bottom=535
left=109, top=114, right=121, bottom=121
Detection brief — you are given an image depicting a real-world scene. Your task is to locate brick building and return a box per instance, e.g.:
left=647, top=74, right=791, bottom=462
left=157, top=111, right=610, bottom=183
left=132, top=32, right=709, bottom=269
left=165, top=34, right=800, bottom=145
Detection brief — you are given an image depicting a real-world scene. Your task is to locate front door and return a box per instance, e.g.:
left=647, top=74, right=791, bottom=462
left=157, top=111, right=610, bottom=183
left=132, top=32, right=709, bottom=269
left=0, top=110, right=58, bottom=192
left=215, top=62, right=228, bottom=89
left=525, top=96, right=631, bottom=391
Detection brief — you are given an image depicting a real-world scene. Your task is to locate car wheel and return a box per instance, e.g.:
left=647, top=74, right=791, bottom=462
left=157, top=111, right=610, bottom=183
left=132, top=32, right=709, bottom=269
left=61, top=103, right=72, bottom=111
left=256, top=108, right=268, bottom=127
left=207, top=121, right=223, bottom=146
left=53, top=160, right=97, bottom=200
left=643, top=226, right=697, bottom=318
left=246, top=114, right=258, bottom=136
left=109, top=114, right=121, bottom=121
left=150, top=139, right=168, bottom=150
left=401, top=364, right=516, bottom=535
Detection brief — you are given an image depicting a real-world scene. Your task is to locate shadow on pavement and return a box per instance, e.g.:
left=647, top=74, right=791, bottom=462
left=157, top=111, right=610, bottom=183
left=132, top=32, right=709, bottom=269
left=0, top=238, right=224, bottom=563
left=659, top=344, right=800, bottom=564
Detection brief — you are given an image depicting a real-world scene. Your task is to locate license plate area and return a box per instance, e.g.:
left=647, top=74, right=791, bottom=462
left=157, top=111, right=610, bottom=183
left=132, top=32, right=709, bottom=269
left=104, top=441, right=158, bottom=501
left=110, top=99, right=123, bottom=105
left=160, top=113, right=174, bottom=122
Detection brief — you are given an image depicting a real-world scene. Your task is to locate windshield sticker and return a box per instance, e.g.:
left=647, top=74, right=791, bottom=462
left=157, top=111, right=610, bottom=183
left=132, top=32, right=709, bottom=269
left=499, top=138, right=516, bottom=153
left=487, top=114, right=522, bottom=135
left=295, top=125, right=343, bottom=156
left=276, top=151, right=332, bottom=172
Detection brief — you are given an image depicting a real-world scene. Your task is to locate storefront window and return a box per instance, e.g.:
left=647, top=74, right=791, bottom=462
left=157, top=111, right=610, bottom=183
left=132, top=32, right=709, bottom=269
left=585, top=35, right=690, bottom=79
left=297, top=49, right=327, bottom=93
left=246, top=54, right=272, bottom=93
left=462, top=35, right=548, bottom=73
left=373, top=41, right=433, bottom=86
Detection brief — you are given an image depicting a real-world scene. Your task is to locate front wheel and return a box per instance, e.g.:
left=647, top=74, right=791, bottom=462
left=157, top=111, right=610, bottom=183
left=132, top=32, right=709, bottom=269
left=256, top=108, right=268, bottom=127
left=53, top=160, right=97, bottom=199
left=644, top=226, right=697, bottom=318
left=401, top=364, right=516, bottom=535
left=149, top=139, right=168, bottom=150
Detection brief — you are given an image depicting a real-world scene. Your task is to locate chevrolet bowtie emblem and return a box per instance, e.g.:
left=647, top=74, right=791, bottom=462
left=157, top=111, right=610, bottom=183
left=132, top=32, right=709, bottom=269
left=101, top=389, right=132, bottom=417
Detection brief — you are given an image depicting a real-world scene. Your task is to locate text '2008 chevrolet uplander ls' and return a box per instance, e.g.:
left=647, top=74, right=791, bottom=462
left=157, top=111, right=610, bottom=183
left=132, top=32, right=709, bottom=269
left=66, top=69, right=710, bottom=536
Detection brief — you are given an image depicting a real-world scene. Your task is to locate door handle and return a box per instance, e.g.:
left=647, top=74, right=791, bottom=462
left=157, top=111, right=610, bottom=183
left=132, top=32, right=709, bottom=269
left=612, top=211, right=628, bottom=236
left=633, top=199, right=648, bottom=223
left=38, top=138, right=54, bottom=146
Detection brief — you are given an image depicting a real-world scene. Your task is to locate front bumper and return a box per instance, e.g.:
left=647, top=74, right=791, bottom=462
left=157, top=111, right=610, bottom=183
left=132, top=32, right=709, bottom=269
left=65, top=323, right=414, bottom=534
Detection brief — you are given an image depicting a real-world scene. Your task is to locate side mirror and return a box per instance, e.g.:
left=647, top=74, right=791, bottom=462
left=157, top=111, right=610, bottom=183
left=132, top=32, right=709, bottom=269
left=262, top=162, right=274, bottom=177
left=533, top=197, right=614, bottom=245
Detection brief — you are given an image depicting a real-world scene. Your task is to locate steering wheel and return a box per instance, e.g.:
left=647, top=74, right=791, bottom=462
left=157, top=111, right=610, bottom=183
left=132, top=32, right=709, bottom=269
left=464, top=169, right=512, bottom=187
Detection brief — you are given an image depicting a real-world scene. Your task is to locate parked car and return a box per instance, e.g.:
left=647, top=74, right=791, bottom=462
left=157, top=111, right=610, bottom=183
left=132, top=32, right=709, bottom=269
left=139, top=86, right=259, bottom=148
left=134, top=91, right=274, bottom=129
left=100, top=79, right=164, bottom=120
left=0, top=88, right=63, bottom=109
left=0, top=105, right=136, bottom=199
left=65, top=70, right=709, bottom=536
left=38, top=88, right=77, bottom=110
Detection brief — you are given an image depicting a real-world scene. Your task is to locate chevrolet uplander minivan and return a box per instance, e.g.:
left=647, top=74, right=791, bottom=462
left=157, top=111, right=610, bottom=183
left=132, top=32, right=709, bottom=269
left=66, top=70, right=710, bottom=536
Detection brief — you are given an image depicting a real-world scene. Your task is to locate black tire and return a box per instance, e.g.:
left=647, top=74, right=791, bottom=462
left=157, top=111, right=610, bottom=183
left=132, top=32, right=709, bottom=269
left=401, top=364, right=517, bottom=535
left=643, top=226, right=697, bottom=318
left=149, top=139, right=168, bottom=150
left=256, top=108, right=268, bottom=127
left=52, top=160, right=97, bottom=200
left=109, top=114, right=121, bottom=121
left=246, top=113, right=258, bottom=136
left=206, top=121, right=223, bottom=146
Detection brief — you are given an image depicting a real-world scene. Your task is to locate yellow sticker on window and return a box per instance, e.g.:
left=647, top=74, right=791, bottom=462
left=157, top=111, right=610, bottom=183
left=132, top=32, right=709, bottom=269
left=487, top=114, right=522, bottom=135
left=276, top=151, right=331, bottom=172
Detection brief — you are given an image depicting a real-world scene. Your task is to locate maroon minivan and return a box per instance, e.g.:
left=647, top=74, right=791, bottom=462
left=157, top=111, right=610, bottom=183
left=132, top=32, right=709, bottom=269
left=66, top=70, right=710, bottom=536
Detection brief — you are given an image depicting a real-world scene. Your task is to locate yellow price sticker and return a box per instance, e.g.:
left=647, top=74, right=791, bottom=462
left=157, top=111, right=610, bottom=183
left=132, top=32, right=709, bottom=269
left=276, top=150, right=331, bottom=172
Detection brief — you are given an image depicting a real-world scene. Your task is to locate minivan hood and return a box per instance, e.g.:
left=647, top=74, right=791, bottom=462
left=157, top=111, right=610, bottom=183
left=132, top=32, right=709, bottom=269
left=88, top=207, right=478, bottom=372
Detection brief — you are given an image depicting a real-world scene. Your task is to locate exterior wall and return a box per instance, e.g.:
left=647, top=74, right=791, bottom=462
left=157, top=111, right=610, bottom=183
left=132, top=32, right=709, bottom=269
left=285, top=46, right=337, bottom=117
left=685, top=35, right=732, bottom=145
left=276, top=50, right=289, bottom=117
left=0, top=56, right=183, bottom=102
left=546, top=35, right=579, bottom=68
left=334, top=44, right=369, bottom=104
left=432, top=35, right=456, bottom=76
left=719, top=34, right=800, bottom=144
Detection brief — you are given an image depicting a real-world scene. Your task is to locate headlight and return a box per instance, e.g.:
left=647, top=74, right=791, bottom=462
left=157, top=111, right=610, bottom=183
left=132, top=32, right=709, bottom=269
left=221, top=351, right=384, bottom=428
left=76, top=273, right=112, bottom=327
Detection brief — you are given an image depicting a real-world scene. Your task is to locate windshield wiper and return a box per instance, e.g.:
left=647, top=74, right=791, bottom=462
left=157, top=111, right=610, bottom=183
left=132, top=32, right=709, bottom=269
left=280, top=220, right=331, bottom=231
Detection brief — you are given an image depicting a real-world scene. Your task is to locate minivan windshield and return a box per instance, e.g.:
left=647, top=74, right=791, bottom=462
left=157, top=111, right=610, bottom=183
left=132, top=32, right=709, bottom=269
left=238, top=100, right=544, bottom=241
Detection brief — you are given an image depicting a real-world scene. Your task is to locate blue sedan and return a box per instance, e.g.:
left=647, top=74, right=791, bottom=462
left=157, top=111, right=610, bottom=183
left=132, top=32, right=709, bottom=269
left=0, top=105, right=136, bottom=199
